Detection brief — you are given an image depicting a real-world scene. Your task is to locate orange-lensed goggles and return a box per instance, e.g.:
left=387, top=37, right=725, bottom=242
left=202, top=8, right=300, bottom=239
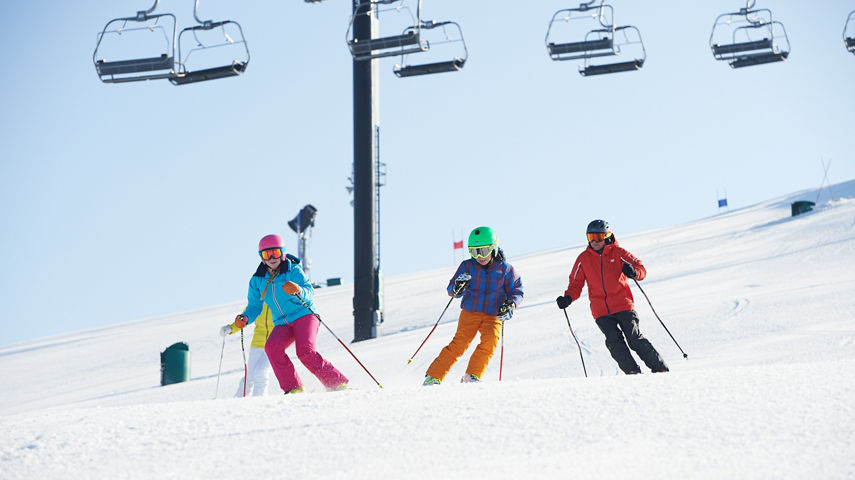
left=259, top=248, right=283, bottom=260
left=586, top=232, right=611, bottom=243
left=469, top=246, right=494, bottom=259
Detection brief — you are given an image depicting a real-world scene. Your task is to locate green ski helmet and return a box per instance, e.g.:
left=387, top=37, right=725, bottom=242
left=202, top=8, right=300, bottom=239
left=468, top=226, right=498, bottom=258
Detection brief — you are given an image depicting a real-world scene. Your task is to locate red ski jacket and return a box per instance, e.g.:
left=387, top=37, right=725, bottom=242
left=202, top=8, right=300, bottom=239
left=563, top=236, right=646, bottom=319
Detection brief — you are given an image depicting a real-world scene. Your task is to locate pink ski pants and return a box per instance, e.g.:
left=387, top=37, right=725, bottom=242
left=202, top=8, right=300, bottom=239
left=264, top=313, right=348, bottom=392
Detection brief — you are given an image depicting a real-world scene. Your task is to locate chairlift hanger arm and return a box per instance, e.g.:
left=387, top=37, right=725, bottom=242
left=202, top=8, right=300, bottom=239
left=578, top=0, right=605, bottom=12
left=136, top=0, right=160, bottom=20
left=192, top=0, right=216, bottom=29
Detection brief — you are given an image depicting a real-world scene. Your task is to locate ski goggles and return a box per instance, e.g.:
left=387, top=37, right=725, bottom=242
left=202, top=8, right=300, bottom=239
left=586, top=232, right=612, bottom=243
left=259, top=248, right=283, bottom=260
left=469, top=245, right=494, bottom=259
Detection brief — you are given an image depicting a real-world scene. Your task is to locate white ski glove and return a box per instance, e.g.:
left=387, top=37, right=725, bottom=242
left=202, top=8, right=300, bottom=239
left=219, top=325, right=232, bottom=337
left=497, top=300, right=515, bottom=322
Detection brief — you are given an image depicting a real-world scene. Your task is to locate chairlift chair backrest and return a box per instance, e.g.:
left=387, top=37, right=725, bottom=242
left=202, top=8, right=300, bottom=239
left=170, top=0, right=249, bottom=85
left=393, top=20, right=468, bottom=78
left=545, top=4, right=617, bottom=62
left=347, top=0, right=429, bottom=61
left=93, top=0, right=177, bottom=83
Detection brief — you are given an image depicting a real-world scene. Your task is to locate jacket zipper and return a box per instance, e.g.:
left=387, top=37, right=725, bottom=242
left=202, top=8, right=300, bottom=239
left=599, top=251, right=611, bottom=314
left=270, top=273, right=286, bottom=319
left=481, top=262, right=493, bottom=314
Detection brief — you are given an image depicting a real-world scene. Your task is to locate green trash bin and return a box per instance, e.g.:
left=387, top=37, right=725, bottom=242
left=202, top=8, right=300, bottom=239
left=791, top=201, right=815, bottom=217
left=160, top=341, right=190, bottom=386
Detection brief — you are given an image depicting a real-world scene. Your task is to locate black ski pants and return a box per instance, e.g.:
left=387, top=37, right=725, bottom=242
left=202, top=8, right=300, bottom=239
left=595, top=310, right=668, bottom=374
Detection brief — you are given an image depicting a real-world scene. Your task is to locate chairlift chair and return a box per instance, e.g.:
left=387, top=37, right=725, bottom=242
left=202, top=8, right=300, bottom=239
left=545, top=3, right=617, bottom=62
left=93, top=0, right=177, bottom=83
left=347, top=0, right=428, bottom=61
left=170, top=0, right=249, bottom=85
left=393, top=20, right=468, bottom=78
left=579, top=25, right=645, bottom=76
left=844, top=11, right=855, bottom=55
left=709, top=2, right=790, bottom=68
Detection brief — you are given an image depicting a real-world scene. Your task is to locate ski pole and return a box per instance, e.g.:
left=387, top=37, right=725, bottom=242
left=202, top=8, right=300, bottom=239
left=214, top=335, right=226, bottom=399
left=563, top=309, right=588, bottom=378
left=499, top=321, right=505, bottom=381
left=240, top=329, right=248, bottom=397
left=292, top=295, right=384, bottom=389
left=406, top=282, right=465, bottom=364
left=632, top=278, right=688, bottom=359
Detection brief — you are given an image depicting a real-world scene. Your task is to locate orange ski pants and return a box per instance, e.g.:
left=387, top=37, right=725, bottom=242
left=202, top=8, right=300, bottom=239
left=426, top=310, right=502, bottom=381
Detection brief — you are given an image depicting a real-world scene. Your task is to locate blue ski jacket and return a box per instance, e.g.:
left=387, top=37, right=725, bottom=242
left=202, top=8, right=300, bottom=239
left=243, top=254, right=316, bottom=326
left=447, top=249, right=523, bottom=315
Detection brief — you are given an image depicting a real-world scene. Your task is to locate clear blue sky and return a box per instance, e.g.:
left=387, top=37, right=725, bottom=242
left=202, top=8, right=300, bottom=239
left=1, top=0, right=853, bottom=346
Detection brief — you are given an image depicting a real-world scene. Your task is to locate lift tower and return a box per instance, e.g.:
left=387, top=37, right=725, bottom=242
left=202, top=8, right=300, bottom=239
left=351, top=0, right=381, bottom=342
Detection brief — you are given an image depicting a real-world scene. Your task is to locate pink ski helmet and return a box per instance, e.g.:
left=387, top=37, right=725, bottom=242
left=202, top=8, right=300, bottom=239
left=258, top=234, right=285, bottom=252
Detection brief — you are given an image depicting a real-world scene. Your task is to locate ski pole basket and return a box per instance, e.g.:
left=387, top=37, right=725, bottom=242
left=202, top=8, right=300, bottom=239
left=347, top=0, right=428, bottom=61
left=845, top=11, right=855, bottom=56
left=93, top=0, right=177, bottom=83
left=709, top=1, right=790, bottom=68
left=170, top=0, right=249, bottom=85
left=393, top=20, right=468, bottom=78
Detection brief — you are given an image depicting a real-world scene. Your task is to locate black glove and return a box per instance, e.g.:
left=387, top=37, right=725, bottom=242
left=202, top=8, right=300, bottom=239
left=556, top=295, right=572, bottom=309
left=622, top=263, right=637, bottom=279
left=453, top=273, right=471, bottom=296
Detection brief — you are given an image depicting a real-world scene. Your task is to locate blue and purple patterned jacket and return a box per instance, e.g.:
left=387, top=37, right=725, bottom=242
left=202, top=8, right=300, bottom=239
left=447, top=249, right=523, bottom=315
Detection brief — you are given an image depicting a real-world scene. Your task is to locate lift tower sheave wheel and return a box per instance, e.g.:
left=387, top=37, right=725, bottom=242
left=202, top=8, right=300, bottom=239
left=170, top=0, right=249, bottom=85
left=93, top=0, right=177, bottom=83
left=393, top=20, right=468, bottom=78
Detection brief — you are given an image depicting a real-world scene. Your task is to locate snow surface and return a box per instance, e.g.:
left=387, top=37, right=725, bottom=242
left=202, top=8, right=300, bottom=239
left=2, top=181, right=854, bottom=479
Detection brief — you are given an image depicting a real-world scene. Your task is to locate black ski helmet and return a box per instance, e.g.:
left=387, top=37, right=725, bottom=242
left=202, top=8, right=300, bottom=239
left=586, top=219, right=614, bottom=245
left=586, top=219, right=610, bottom=234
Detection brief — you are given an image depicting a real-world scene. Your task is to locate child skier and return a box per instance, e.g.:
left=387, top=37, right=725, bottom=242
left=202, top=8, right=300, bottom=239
left=423, top=226, right=523, bottom=385
left=556, top=220, right=668, bottom=374
left=232, top=234, right=348, bottom=394
left=219, top=304, right=274, bottom=397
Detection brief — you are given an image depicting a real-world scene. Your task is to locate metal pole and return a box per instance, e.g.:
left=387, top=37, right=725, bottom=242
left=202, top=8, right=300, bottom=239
left=213, top=335, right=225, bottom=399
left=352, top=0, right=380, bottom=342
left=563, top=309, right=588, bottom=377
left=499, top=322, right=505, bottom=381
left=240, top=329, right=247, bottom=397
left=632, top=278, right=689, bottom=359
left=406, top=283, right=465, bottom=364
